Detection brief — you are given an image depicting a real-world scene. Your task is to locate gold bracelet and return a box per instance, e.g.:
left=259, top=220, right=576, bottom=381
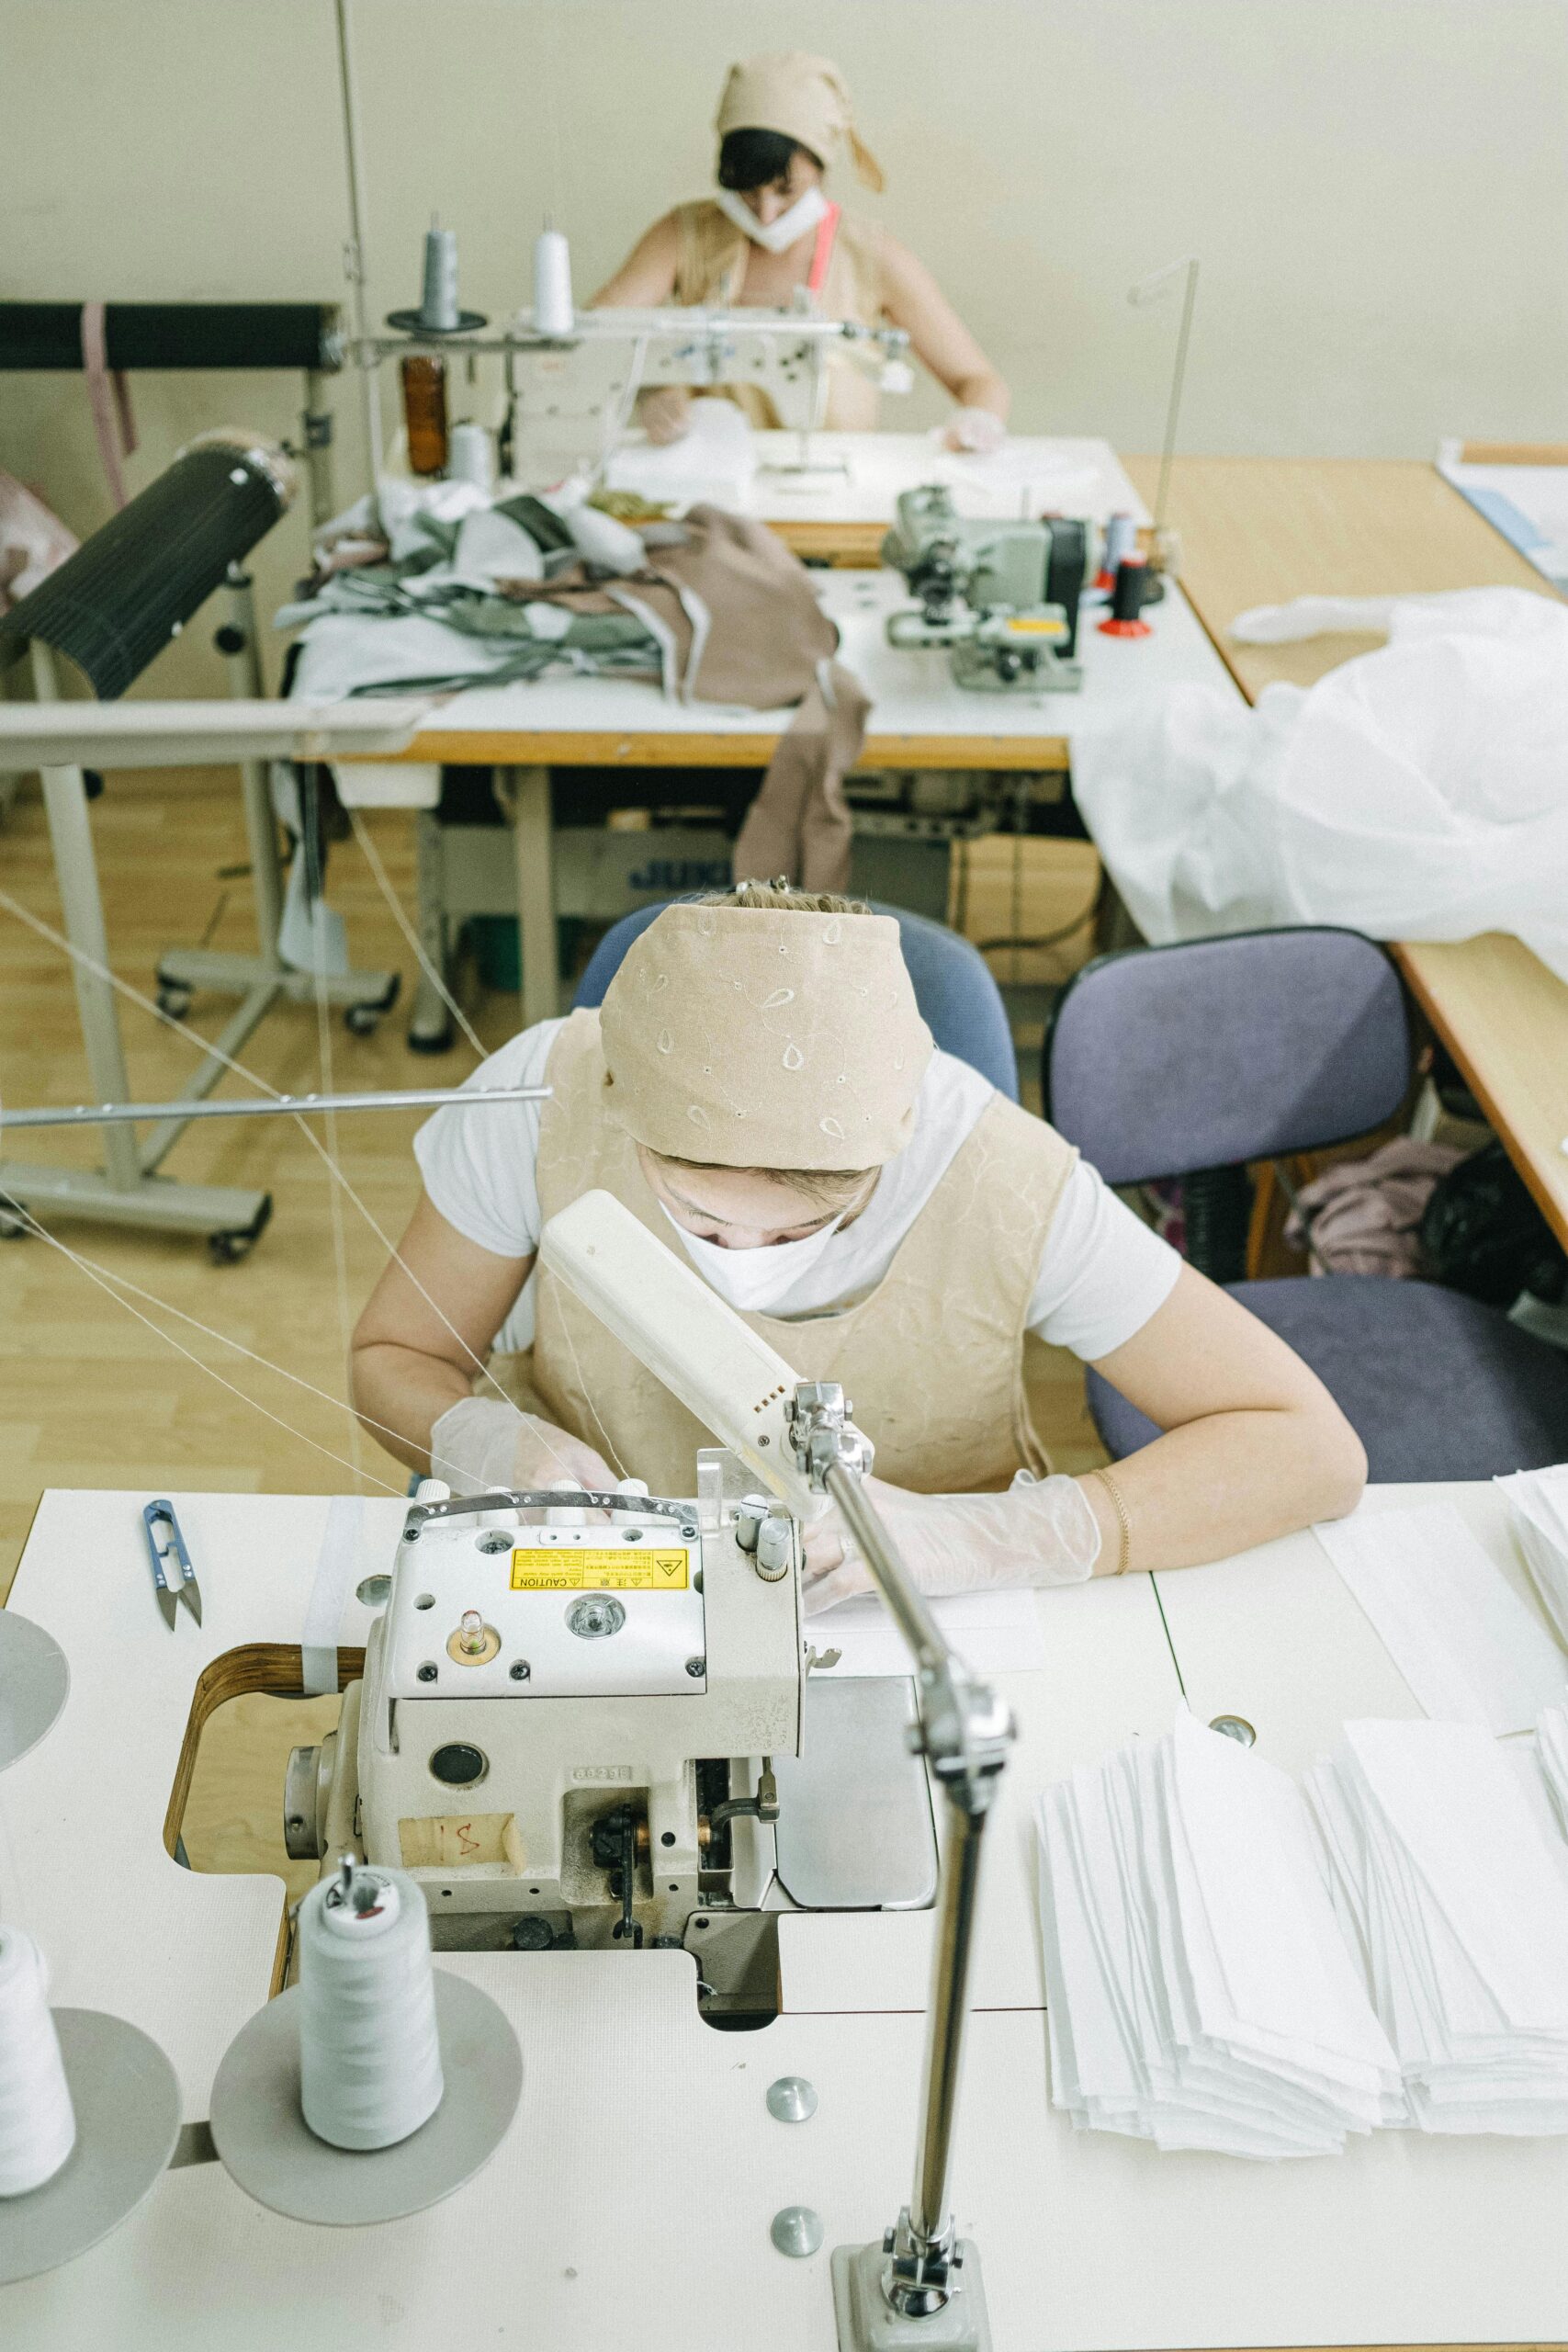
left=1088, top=1468, right=1132, bottom=1577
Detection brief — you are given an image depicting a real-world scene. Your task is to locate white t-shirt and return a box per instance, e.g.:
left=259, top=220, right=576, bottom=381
left=414, top=1020, right=1181, bottom=1359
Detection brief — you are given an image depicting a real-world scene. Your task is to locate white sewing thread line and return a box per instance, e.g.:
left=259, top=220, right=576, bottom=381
left=0, top=1204, right=488, bottom=1491
left=0, top=886, right=619, bottom=1498
left=0, top=887, right=596, bottom=1483
left=0, top=1194, right=405, bottom=1496
left=307, top=892, right=365, bottom=1487
left=346, top=808, right=487, bottom=1059
left=0, top=886, right=512, bottom=1407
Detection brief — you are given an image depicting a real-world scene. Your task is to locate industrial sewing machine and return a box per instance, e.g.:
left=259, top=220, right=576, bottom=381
left=882, top=484, right=1098, bottom=693
left=282, top=1191, right=960, bottom=2014
left=280, top=1186, right=1012, bottom=2341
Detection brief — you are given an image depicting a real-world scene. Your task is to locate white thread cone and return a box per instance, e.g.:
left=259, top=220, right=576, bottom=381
left=298, top=1865, right=444, bottom=2152
left=0, top=1926, right=76, bottom=2197
left=533, top=227, right=573, bottom=337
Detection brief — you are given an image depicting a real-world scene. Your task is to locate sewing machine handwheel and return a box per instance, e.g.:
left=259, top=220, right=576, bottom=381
left=156, top=982, right=192, bottom=1020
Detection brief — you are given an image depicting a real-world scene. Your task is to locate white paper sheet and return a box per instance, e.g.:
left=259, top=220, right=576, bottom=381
left=806, top=1584, right=1046, bottom=1679
left=1497, top=1464, right=1568, bottom=1645
left=1314, top=1503, right=1567, bottom=1735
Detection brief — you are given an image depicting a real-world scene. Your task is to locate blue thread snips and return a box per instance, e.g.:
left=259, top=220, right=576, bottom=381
left=142, top=1500, right=202, bottom=1630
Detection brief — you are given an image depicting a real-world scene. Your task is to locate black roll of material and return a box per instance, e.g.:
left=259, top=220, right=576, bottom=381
left=0, top=302, right=342, bottom=373
left=0, top=442, right=292, bottom=698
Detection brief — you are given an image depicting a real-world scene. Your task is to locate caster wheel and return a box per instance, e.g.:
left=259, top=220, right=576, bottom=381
left=207, top=1195, right=273, bottom=1267
left=407, top=1019, right=455, bottom=1057
left=157, top=982, right=193, bottom=1020
left=344, top=1004, right=381, bottom=1037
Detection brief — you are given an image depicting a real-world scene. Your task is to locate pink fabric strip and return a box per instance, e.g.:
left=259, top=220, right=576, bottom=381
left=807, top=202, right=841, bottom=297
left=78, top=301, right=136, bottom=510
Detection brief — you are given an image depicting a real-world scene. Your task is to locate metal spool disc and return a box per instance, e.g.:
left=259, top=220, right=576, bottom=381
left=208, top=1972, right=521, bottom=2226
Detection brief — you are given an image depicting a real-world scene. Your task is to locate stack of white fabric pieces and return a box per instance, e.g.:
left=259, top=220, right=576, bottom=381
left=1037, top=1709, right=1402, bottom=2158
left=1307, top=1717, right=1568, bottom=2135
left=1498, top=1464, right=1568, bottom=1645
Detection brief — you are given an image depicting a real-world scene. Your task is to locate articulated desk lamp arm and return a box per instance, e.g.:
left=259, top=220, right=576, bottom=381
left=540, top=1190, right=1011, bottom=2346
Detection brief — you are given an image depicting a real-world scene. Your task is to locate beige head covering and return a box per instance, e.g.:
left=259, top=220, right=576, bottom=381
left=715, top=51, right=885, bottom=193
left=600, top=904, right=931, bottom=1170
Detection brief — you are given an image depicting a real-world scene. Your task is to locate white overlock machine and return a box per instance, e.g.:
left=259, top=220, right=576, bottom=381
left=283, top=1186, right=1017, bottom=2348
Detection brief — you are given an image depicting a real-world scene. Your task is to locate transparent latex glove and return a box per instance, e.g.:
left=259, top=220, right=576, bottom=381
left=430, top=1396, right=615, bottom=1501
left=802, top=1468, right=1100, bottom=1615
left=942, top=405, right=1006, bottom=456
left=638, top=386, right=694, bottom=447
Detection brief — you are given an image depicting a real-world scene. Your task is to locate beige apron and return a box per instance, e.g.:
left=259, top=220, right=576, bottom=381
left=491, top=1010, right=1077, bottom=1498
left=671, top=199, right=886, bottom=432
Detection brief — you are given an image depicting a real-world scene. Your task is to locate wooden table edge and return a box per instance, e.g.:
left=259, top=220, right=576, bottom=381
left=350, top=730, right=1071, bottom=771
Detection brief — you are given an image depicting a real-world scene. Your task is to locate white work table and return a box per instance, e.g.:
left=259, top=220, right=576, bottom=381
left=346, top=563, right=1236, bottom=1031
left=8, top=1480, right=1567, bottom=2349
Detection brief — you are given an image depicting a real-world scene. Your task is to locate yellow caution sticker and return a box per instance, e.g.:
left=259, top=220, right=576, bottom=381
left=1004, top=615, right=1066, bottom=638
left=510, top=1548, right=690, bottom=1592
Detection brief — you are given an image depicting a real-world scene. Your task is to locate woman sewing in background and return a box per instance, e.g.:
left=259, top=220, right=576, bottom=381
left=592, top=50, right=1010, bottom=452
left=351, top=886, right=1366, bottom=1611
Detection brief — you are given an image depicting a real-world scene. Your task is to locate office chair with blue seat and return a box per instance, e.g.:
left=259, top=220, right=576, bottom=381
left=1043, top=925, right=1568, bottom=1482
left=575, top=899, right=1021, bottom=1102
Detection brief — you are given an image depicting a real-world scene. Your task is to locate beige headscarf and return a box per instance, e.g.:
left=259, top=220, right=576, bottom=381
left=599, top=904, right=931, bottom=1170
left=715, top=51, right=885, bottom=193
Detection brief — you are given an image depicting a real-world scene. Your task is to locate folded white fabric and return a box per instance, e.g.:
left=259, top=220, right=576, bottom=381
left=1314, top=1502, right=1568, bottom=1735
left=1308, top=1717, right=1568, bottom=2135
left=1497, top=1464, right=1568, bottom=1645
left=1037, top=1710, right=1401, bottom=2159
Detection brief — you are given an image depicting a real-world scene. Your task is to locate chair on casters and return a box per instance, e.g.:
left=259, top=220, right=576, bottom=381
left=575, top=899, right=1021, bottom=1101
left=1043, top=926, right=1568, bottom=1482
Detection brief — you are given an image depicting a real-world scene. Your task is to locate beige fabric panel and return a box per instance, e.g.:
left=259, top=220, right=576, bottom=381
left=516, top=1008, right=1074, bottom=1498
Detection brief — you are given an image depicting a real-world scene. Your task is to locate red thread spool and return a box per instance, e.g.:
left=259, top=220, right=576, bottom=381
left=1099, top=552, right=1152, bottom=638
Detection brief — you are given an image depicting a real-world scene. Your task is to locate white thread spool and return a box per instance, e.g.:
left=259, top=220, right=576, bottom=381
left=298, top=1865, right=444, bottom=2152
left=0, top=1926, right=76, bottom=2198
left=533, top=226, right=574, bottom=338
left=448, top=423, right=496, bottom=494
left=420, top=220, right=461, bottom=333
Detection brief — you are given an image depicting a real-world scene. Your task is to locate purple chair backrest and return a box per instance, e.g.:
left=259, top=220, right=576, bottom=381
left=1043, top=928, right=1410, bottom=1185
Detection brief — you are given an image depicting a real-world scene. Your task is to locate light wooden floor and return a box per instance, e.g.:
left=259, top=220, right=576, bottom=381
left=0, top=768, right=1102, bottom=1885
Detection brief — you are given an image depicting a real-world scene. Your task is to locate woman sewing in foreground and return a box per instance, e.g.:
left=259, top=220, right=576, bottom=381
left=352, top=888, right=1365, bottom=1609
left=592, top=50, right=1010, bottom=451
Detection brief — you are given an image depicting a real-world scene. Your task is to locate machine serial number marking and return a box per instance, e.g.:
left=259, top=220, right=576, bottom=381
left=509, top=1549, right=690, bottom=1592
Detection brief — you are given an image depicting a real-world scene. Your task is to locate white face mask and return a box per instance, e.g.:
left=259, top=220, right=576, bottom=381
left=660, top=1201, right=846, bottom=1313
left=714, top=181, right=829, bottom=255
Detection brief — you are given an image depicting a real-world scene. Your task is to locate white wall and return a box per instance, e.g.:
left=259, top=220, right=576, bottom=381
left=5, top=0, right=1564, bottom=693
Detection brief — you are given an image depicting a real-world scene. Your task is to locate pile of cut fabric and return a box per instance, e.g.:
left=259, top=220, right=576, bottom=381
left=1309, top=1718, right=1568, bottom=2135
left=1037, top=1710, right=1402, bottom=2157
left=278, top=478, right=868, bottom=888
left=1039, top=1702, right=1568, bottom=2156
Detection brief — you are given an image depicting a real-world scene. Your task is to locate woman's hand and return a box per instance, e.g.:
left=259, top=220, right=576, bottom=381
left=639, top=387, right=694, bottom=446
left=801, top=1471, right=1102, bottom=1615
left=430, top=1396, right=615, bottom=1500
left=942, top=404, right=1006, bottom=455
left=510, top=1414, right=616, bottom=1497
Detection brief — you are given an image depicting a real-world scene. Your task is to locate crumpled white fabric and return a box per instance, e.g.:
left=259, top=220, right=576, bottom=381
left=1073, top=588, right=1568, bottom=982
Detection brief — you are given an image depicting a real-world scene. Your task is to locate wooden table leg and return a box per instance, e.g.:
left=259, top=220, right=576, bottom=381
left=507, top=763, right=558, bottom=1028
